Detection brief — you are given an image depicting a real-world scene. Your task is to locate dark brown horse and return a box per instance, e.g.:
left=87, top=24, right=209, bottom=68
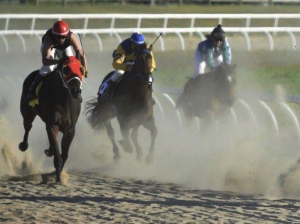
left=177, top=64, right=237, bottom=131
left=85, top=50, right=157, bottom=163
left=19, top=56, right=85, bottom=182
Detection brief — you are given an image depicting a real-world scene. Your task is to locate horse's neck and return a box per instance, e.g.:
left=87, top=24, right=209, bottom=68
left=45, top=71, right=69, bottom=98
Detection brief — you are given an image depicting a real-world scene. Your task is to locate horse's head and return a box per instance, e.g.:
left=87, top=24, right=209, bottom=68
left=61, top=56, right=85, bottom=99
left=132, top=49, right=152, bottom=82
left=214, top=64, right=237, bottom=107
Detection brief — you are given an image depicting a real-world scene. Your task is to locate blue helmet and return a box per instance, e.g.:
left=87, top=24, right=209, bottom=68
left=131, top=32, right=145, bottom=45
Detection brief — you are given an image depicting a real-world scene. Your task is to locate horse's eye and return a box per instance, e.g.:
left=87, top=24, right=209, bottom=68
left=62, top=66, right=70, bottom=76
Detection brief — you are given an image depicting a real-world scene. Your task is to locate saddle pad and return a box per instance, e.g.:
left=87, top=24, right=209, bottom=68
left=29, top=82, right=43, bottom=107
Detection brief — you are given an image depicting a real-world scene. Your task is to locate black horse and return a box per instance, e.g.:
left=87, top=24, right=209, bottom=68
left=19, top=56, right=85, bottom=182
left=177, top=64, right=237, bottom=131
left=85, top=50, right=157, bottom=163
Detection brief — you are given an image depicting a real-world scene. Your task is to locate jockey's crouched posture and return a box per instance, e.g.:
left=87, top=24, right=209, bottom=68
left=193, top=24, right=231, bottom=78
left=99, top=32, right=156, bottom=102
left=26, top=20, right=88, bottom=102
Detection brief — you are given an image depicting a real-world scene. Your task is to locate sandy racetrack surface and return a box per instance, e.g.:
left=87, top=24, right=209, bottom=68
left=2, top=170, right=300, bottom=223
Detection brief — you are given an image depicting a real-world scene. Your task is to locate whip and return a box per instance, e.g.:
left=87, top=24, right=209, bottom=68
left=78, top=33, right=88, bottom=78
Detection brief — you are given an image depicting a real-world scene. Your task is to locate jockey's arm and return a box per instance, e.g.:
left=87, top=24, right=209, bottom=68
left=112, top=45, right=127, bottom=71
left=205, top=48, right=215, bottom=70
left=41, top=36, right=60, bottom=66
left=150, top=51, right=156, bottom=73
left=70, top=34, right=86, bottom=68
left=222, top=41, right=232, bottom=65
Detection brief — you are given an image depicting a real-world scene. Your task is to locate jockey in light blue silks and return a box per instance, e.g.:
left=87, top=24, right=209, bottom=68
left=193, top=24, right=232, bottom=78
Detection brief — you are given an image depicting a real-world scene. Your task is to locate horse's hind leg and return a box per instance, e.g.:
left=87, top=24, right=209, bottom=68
left=143, top=116, right=158, bottom=164
left=105, top=122, right=121, bottom=161
left=19, top=109, right=36, bottom=152
left=131, top=126, right=143, bottom=161
left=60, top=128, right=75, bottom=171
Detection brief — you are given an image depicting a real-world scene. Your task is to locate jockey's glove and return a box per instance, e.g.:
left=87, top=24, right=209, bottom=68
left=85, top=70, right=89, bottom=78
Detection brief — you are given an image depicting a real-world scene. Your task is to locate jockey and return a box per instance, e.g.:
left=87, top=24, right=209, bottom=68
left=193, top=24, right=231, bottom=79
left=99, top=32, right=156, bottom=100
left=26, top=20, right=88, bottom=101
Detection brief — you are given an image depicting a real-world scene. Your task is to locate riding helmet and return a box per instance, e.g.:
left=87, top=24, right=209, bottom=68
left=211, top=24, right=226, bottom=40
left=52, top=20, right=70, bottom=36
left=131, top=32, right=145, bottom=45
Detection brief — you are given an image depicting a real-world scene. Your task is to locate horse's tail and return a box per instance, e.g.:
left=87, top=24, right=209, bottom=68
left=85, top=98, right=110, bottom=132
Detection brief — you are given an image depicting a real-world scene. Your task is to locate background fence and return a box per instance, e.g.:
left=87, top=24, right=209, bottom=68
left=1, top=14, right=300, bottom=53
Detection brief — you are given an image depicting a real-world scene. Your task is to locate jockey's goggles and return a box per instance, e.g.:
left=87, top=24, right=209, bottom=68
left=214, top=37, right=224, bottom=42
left=55, top=35, right=67, bottom=40
left=133, top=43, right=146, bottom=51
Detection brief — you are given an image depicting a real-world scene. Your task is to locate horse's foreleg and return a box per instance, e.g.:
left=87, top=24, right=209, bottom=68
left=131, top=126, right=142, bottom=161
left=119, top=122, right=133, bottom=153
left=61, top=128, right=75, bottom=171
left=46, top=125, right=61, bottom=182
left=19, top=112, right=36, bottom=152
left=143, top=116, right=158, bottom=164
left=105, top=122, right=120, bottom=161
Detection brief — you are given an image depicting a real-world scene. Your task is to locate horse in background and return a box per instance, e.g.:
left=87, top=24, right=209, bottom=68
left=85, top=50, right=157, bottom=163
left=19, top=56, right=85, bottom=182
left=177, top=64, right=237, bottom=132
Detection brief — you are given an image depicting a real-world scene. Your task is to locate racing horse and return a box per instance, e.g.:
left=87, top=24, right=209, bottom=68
left=85, top=49, right=157, bottom=163
left=19, top=56, right=85, bottom=182
left=176, top=64, right=237, bottom=132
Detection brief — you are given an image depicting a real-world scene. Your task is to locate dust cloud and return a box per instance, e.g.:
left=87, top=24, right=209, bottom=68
left=1, top=38, right=300, bottom=200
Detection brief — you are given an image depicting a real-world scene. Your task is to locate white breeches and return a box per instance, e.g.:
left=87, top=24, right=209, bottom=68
left=39, top=44, right=74, bottom=77
left=111, top=69, right=125, bottom=82
left=193, top=49, right=223, bottom=79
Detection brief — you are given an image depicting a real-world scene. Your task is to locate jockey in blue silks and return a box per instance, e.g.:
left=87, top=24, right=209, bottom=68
left=193, top=24, right=232, bottom=78
left=99, top=32, right=156, bottom=99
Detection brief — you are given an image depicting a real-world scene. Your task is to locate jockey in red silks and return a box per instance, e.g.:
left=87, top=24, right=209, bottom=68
left=99, top=32, right=156, bottom=100
left=193, top=24, right=232, bottom=78
left=27, top=20, right=88, bottom=101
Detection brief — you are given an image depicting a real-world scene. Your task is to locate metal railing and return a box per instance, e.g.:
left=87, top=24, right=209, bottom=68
left=1, top=27, right=300, bottom=53
left=2, top=14, right=300, bottom=31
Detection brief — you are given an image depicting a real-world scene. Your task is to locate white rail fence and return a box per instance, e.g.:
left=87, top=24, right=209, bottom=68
left=1, top=14, right=300, bottom=31
left=1, top=27, right=300, bottom=53
left=1, top=14, right=300, bottom=53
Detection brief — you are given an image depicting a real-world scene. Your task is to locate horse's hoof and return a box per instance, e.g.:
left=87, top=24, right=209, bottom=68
left=44, top=149, right=53, bottom=157
left=19, top=142, right=28, bottom=152
left=145, top=154, right=153, bottom=164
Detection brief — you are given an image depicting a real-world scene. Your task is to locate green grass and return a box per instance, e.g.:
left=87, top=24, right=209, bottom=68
left=1, top=3, right=300, bottom=14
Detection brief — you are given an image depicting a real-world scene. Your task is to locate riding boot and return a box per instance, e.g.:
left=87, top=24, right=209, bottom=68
left=101, top=80, right=116, bottom=102
left=26, top=73, right=44, bottom=101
